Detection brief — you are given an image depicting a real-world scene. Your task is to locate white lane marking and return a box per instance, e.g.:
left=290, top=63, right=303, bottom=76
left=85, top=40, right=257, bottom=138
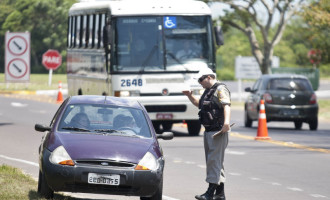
left=198, top=165, right=206, bottom=169
left=310, top=194, right=327, bottom=198
left=185, top=161, right=196, bottom=164
left=250, top=177, right=261, bottom=181
left=287, top=187, right=303, bottom=192
left=0, top=155, right=38, bottom=167
left=228, top=172, right=241, bottom=176
left=268, top=182, right=282, bottom=186
left=163, top=195, right=181, bottom=200
left=226, top=150, right=246, bottom=155
left=11, top=102, right=28, bottom=107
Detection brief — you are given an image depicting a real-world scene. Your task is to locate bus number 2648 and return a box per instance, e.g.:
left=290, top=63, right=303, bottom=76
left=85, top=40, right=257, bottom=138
left=121, top=79, right=143, bottom=87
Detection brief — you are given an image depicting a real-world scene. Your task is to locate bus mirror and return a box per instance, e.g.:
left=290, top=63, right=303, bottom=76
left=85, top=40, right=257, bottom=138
left=214, top=26, right=224, bottom=46
left=103, top=24, right=112, bottom=53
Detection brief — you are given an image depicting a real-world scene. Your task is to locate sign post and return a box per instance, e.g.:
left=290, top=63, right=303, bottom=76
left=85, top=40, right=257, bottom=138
left=42, top=49, right=62, bottom=86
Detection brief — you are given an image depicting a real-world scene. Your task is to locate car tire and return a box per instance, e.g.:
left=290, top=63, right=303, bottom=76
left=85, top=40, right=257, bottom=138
left=294, top=121, right=303, bottom=130
left=244, top=109, right=252, bottom=128
left=140, top=177, right=163, bottom=200
left=38, top=171, right=54, bottom=199
left=309, top=118, right=318, bottom=131
left=162, top=122, right=173, bottom=131
left=187, top=120, right=201, bottom=136
left=152, top=121, right=161, bottom=133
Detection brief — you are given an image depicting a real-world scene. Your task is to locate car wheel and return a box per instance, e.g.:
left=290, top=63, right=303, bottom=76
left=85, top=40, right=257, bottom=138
left=38, top=171, right=54, bottom=199
left=244, top=109, right=252, bottom=128
left=294, top=121, right=303, bottom=130
left=152, top=121, right=161, bottom=133
left=187, top=120, right=201, bottom=136
left=162, top=122, right=173, bottom=131
left=140, top=177, right=163, bottom=200
left=309, top=118, right=318, bottom=131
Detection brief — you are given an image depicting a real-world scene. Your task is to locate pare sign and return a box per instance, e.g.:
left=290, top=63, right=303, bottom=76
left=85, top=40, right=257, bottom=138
left=42, top=49, right=62, bottom=70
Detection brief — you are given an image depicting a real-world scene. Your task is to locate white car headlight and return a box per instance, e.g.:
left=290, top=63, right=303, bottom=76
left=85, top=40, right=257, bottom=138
left=49, top=146, right=74, bottom=166
left=135, top=152, right=158, bottom=171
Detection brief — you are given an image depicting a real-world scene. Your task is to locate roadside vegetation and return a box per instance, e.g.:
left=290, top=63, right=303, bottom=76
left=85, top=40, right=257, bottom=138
left=0, top=164, right=76, bottom=200
left=0, top=74, right=67, bottom=91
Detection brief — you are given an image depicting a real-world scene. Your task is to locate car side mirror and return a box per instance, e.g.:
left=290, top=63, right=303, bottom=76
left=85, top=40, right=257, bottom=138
left=214, top=26, right=224, bottom=46
left=156, top=132, right=174, bottom=140
left=245, top=87, right=252, bottom=92
left=35, top=124, right=51, bottom=132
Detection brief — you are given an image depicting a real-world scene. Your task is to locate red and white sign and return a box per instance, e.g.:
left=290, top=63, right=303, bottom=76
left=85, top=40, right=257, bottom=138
left=5, top=32, right=30, bottom=82
left=42, top=49, right=62, bottom=70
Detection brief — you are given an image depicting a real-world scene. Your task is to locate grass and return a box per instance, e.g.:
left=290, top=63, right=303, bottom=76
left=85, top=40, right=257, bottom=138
left=0, top=165, right=78, bottom=200
left=0, top=73, right=67, bottom=91
left=318, top=99, right=330, bottom=121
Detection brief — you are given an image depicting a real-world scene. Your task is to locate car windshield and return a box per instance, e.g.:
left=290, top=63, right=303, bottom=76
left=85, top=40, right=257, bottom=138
left=268, top=78, right=313, bottom=91
left=58, top=104, right=151, bottom=138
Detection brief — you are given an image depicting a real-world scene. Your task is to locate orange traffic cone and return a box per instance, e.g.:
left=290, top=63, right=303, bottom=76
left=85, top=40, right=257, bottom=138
left=255, top=99, right=271, bottom=140
left=56, top=81, right=64, bottom=104
left=181, top=120, right=187, bottom=128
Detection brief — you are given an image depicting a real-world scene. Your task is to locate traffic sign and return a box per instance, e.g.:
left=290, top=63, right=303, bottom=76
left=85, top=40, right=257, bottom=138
left=42, top=49, right=62, bottom=70
left=5, top=32, right=30, bottom=82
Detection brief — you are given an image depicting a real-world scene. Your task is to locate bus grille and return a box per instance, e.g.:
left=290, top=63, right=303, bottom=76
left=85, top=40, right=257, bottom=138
left=144, top=105, right=187, bottom=112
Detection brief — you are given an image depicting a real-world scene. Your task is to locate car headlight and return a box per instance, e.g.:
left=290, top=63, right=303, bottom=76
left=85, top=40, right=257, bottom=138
left=135, top=152, right=158, bottom=171
left=49, top=146, right=75, bottom=166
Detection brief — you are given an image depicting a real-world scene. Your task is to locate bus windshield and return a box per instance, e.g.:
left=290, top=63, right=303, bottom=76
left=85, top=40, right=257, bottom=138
left=113, top=16, right=213, bottom=73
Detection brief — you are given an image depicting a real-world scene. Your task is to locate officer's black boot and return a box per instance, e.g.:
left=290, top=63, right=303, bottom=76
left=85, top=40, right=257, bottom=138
left=195, top=183, right=217, bottom=200
left=213, top=183, right=226, bottom=200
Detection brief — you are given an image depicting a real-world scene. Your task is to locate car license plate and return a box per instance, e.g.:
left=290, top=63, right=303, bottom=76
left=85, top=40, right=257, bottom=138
left=88, top=173, right=120, bottom=185
left=156, top=113, right=173, bottom=120
left=282, top=109, right=299, bottom=116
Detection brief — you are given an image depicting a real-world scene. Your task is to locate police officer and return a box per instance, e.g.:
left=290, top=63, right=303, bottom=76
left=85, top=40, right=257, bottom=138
left=183, top=67, right=231, bottom=200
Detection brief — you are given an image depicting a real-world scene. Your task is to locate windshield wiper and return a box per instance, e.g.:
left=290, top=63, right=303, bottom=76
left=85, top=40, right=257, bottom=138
left=62, top=127, right=90, bottom=132
left=140, top=44, right=159, bottom=73
left=94, top=129, right=124, bottom=134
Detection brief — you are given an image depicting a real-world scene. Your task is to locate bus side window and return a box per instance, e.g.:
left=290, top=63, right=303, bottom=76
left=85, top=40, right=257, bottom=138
left=67, top=17, right=71, bottom=48
left=99, top=13, right=106, bottom=48
left=85, top=15, right=89, bottom=48
left=79, top=15, right=84, bottom=48
left=89, top=15, right=94, bottom=48
left=76, top=16, right=81, bottom=47
left=95, top=14, right=99, bottom=48
left=91, top=14, right=96, bottom=48
left=73, top=16, right=77, bottom=48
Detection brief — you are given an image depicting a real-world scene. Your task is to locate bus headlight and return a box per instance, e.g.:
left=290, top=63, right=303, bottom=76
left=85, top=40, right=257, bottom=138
left=114, top=91, right=140, bottom=97
left=192, top=89, right=204, bottom=95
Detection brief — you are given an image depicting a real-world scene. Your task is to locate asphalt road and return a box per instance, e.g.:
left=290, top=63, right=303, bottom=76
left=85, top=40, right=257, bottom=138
left=0, top=95, right=330, bottom=200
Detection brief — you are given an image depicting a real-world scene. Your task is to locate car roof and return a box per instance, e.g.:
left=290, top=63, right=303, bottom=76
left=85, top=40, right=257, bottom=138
left=67, top=95, right=143, bottom=109
left=261, top=74, right=308, bottom=80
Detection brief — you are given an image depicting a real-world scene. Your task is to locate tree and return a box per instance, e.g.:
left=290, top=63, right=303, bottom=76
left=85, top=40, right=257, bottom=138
left=0, top=0, right=76, bottom=73
left=207, top=0, right=305, bottom=74
left=301, top=0, right=330, bottom=63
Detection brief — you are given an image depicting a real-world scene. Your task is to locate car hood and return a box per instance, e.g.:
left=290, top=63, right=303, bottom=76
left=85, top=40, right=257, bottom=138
left=50, top=132, right=154, bottom=164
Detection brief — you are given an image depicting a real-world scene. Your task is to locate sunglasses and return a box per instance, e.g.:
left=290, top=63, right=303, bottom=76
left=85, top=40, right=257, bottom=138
left=198, top=75, right=208, bottom=83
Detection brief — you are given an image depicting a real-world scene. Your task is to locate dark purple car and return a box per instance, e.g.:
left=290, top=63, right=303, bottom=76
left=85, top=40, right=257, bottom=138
left=35, top=95, right=173, bottom=199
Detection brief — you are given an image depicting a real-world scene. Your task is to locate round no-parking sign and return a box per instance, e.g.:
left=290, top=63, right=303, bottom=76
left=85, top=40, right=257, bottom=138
left=5, top=32, right=30, bottom=82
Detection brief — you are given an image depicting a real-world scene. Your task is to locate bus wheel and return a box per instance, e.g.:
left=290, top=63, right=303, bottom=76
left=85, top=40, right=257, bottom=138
left=186, top=120, right=201, bottom=136
left=162, top=122, right=173, bottom=131
left=152, top=121, right=161, bottom=134
left=78, top=89, right=82, bottom=95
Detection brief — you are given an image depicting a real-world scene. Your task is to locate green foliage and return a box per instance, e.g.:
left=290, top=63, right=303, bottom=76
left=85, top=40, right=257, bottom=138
left=0, top=0, right=76, bottom=74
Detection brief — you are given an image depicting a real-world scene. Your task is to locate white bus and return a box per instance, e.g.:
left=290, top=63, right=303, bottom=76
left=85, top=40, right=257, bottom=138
left=66, top=0, right=223, bottom=136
